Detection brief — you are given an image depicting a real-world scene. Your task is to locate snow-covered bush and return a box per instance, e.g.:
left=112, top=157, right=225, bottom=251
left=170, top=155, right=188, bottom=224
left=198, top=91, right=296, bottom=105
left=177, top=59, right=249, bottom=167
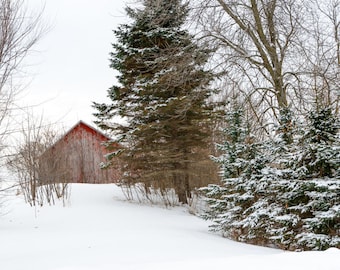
left=202, top=107, right=340, bottom=251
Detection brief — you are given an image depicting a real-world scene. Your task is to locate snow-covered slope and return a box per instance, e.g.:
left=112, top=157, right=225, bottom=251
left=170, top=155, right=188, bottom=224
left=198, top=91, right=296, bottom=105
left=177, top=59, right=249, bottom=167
left=0, top=184, right=339, bottom=270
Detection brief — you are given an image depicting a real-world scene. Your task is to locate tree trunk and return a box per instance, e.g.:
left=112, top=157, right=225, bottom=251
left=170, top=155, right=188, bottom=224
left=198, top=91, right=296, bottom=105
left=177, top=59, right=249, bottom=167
left=173, top=170, right=189, bottom=204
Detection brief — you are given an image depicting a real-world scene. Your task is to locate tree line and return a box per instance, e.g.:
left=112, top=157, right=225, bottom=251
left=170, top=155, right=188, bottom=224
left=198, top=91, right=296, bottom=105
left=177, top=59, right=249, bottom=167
left=93, top=0, right=339, bottom=250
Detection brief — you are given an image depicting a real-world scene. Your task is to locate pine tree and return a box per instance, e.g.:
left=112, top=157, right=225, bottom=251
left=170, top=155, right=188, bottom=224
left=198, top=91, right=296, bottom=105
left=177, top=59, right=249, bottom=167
left=93, top=0, right=214, bottom=204
left=202, top=104, right=267, bottom=238
left=202, top=105, right=340, bottom=250
left=277, top=107, right=294, bottom=145
left=296, top=107, right=340, bottom=179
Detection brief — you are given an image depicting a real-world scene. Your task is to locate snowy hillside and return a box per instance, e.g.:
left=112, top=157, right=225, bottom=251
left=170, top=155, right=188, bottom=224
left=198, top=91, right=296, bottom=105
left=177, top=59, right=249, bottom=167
left=0, top=184, right=339, bottom=270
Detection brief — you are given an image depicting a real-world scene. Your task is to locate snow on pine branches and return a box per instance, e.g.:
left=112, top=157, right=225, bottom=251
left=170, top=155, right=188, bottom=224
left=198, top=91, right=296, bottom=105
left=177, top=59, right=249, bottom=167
left=201, top=106, right=340, bottom=251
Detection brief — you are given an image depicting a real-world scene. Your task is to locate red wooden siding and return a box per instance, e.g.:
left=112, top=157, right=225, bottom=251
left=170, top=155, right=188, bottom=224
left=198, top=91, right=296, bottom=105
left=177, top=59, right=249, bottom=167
left=39, top=121, right=121, bottom=184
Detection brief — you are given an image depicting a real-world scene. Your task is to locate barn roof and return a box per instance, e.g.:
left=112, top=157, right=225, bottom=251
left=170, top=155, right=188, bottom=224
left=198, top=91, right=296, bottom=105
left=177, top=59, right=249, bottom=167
left=63, top=120, right=112, bottom=141
left=47, top=120, right=112, bottom=151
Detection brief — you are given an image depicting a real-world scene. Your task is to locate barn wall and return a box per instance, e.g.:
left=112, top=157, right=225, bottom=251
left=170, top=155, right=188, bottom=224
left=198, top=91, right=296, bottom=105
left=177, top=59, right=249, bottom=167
left=40, top=123, right=121, bottom=184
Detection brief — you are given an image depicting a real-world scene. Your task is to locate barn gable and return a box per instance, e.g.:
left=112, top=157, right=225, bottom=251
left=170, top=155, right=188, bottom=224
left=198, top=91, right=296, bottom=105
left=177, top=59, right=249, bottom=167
left=39, top=121, right=121, bottom=184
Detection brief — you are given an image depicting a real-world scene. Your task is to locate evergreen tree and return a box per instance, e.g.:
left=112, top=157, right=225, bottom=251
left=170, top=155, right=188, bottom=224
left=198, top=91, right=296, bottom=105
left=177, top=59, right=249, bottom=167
left=202, top=106, right=340, bottom=250
left=212, top=104, right=263, bottom=181
left=202, top=104, right=267, bottom=238
left=295, top=107, right=340, bottom=179
left=277, top=107, right=294, bottom=145
left=93, top=0, right=214, bottom=204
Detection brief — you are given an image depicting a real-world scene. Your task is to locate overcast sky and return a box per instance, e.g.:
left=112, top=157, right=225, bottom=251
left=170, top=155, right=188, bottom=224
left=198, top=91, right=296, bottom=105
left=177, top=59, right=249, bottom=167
left=19, top=0, right=129, bottom=129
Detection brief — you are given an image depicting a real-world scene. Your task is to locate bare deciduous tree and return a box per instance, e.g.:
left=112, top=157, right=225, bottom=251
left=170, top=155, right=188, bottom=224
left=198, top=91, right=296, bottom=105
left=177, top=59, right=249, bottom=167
left=0, top=0, right=45, bottom=177
left=195, top=0, right=301, bottom=118
left=293, top=0, right=340, bottom=113
left=193, top=0, right=339, bottom=136
left=0, top=0, right=44, bottom=129
left=7, top=114, right=70, bottom=206
left=0, top=0, right=45, bottom=201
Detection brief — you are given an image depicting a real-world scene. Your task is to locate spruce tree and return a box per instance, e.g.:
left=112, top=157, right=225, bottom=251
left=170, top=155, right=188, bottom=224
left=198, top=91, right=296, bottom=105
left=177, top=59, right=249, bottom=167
left=202, top=105, right=340, bottom=250
left=296, top=107, right=339, bottom=179
left=202, top=104, right=267, bottom=238
left=93, top=0, right=213, bottom=203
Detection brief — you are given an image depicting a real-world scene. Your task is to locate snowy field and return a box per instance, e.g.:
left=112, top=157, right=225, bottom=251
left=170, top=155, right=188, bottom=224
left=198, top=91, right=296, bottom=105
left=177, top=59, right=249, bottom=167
left=0, top=184, right=339, bottom=270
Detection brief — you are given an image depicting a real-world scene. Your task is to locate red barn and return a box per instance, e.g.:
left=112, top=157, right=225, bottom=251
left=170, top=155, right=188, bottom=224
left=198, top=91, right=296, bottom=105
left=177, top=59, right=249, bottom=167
left=39, top=121, right=121, bottom=184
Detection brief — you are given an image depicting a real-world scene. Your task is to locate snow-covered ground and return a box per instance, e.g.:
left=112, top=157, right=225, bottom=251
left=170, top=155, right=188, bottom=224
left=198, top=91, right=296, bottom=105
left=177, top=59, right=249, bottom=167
left=0, top=184, right=339, bottom=270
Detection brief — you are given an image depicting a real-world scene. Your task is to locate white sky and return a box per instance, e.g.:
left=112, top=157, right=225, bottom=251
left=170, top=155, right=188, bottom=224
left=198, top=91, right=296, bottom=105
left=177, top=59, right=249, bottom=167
left=18, top=0, right=129, bottom=129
